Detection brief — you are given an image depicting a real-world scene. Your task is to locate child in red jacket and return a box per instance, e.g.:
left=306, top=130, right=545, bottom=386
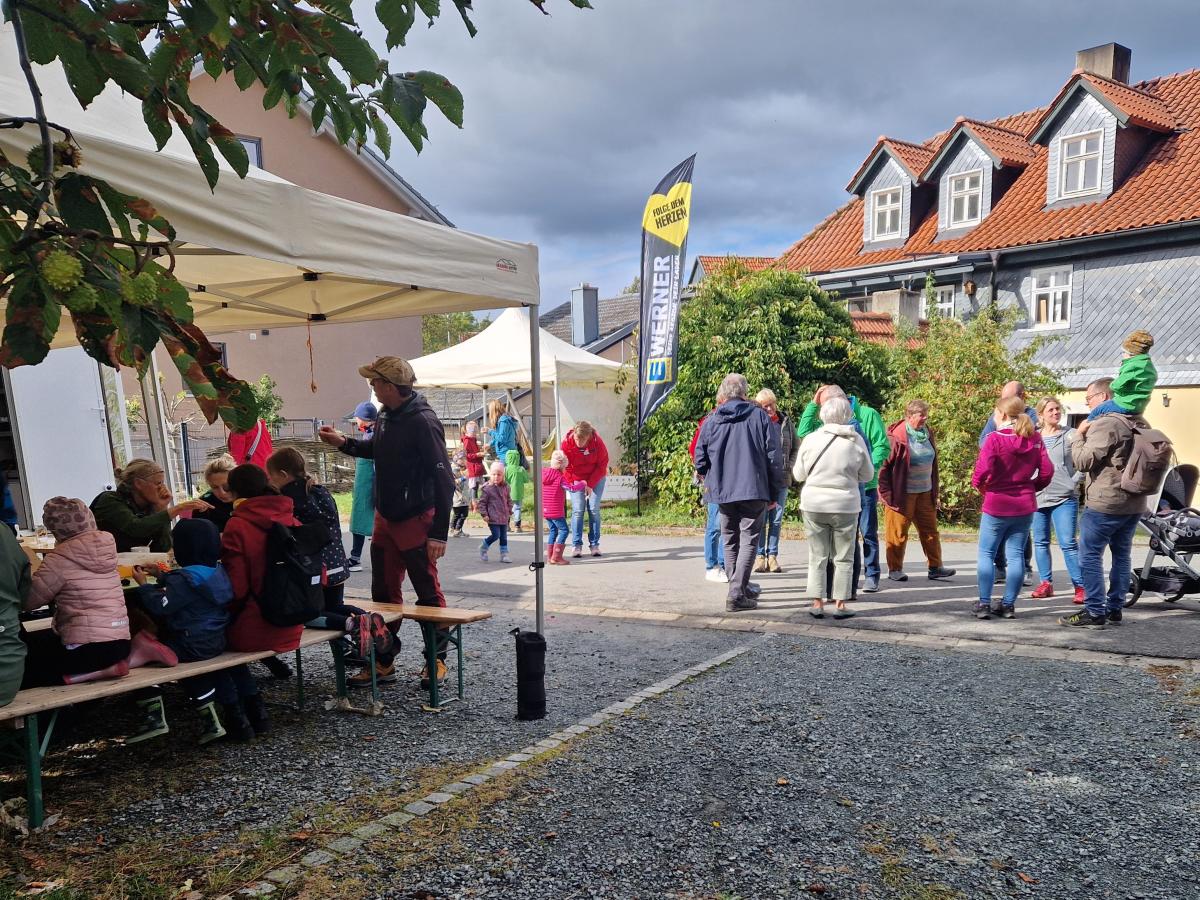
left=542, top=451, right=585, bottom=565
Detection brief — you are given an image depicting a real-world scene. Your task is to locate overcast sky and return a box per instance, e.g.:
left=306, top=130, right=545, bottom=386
left=361, top=0, right=1200, bottom=314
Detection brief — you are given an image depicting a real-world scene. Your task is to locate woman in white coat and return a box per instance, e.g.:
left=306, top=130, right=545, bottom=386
left=793, top=397, right=876, bottom=619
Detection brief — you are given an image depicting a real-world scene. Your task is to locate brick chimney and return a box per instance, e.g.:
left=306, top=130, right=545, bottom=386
left=1076, top=43, right=1132, bottom=84
left=570, top=284, right=599, bottom=347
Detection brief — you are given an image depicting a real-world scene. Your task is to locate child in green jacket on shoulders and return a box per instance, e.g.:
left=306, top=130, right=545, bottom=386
left=1086, top=330, right=1157, bottom=422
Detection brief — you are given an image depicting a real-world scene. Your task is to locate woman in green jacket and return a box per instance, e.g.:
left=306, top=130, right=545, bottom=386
left=347, top=402, right=378, bottom=571
left=0, top=527, right=30, bottom=707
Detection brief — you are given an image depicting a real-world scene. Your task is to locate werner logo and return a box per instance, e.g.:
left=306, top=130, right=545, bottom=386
left=495, top=258, right=518, bottom=273
left=646, top=255, right=678, bottom=358
left=645, top=358, right=672, bottom=384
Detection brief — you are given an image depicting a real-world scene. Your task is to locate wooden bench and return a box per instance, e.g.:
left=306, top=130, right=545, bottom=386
left=2, top=602, right=492, bottom=829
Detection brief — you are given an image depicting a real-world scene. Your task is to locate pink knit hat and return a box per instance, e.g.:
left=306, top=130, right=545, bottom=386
left=42, top=497, right=96, bottom=541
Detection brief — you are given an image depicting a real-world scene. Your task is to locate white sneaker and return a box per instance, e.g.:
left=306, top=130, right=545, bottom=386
left=705, top=567, right=729, bottom=583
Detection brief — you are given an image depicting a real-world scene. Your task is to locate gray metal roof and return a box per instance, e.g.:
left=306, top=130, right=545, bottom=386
left=540, top=292, right=641, bottom=345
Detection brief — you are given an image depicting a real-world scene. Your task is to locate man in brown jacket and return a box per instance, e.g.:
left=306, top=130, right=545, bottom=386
left=1060, top=389, right=1149, bottom=628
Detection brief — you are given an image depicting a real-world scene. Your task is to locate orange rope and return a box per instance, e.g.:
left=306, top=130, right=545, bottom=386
left=306, top=321, right=318, bottom=393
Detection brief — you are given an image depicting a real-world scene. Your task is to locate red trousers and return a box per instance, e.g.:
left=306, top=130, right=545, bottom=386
left=370, top=509, right=446, bottom=609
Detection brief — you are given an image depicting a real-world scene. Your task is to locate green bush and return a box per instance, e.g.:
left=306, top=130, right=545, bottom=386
left=883, top=307, right=1064, bottom=523
left=626, top=261, right=891, bottom=515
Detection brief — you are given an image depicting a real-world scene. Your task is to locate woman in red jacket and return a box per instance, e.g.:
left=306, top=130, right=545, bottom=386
left=561, top=421, right=609, bottom=558
left=221, top=465, right=305, bottom=655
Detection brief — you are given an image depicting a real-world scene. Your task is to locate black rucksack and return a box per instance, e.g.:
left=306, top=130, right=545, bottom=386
left=257, top=522, right=330, bottom=627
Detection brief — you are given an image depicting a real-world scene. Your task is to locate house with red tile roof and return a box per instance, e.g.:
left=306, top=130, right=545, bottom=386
left=702, top=43, right=1200, bottom=456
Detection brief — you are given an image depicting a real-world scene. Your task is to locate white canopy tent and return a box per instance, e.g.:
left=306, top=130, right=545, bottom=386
left=0, top=29, right=551, bottom=632
left=409, top=307, right=625, bottom=456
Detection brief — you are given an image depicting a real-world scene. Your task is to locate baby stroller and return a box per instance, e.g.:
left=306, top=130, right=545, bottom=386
left=1126, top=463, right=1200, bottom=606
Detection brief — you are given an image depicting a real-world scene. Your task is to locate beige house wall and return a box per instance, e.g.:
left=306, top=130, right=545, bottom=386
left=132, top=74, right=435, bottom=432
left=1062, top=386, right=1200, bottom=468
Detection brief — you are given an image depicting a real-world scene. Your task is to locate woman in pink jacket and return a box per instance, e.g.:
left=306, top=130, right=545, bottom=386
left=971, top=397, right=1053, bottom=620
left=22, top=497, right=177, bottom=686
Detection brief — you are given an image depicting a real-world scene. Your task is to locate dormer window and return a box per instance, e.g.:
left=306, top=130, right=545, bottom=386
left=872, top=188, right=902, bottom=240
left=948, top=170, right=982, bottom=227
left=1059, top=130, right=1102, bottom=197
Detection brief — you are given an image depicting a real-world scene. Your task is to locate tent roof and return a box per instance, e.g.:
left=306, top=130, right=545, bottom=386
left=0, top=26, right=539, bottom=348
left=410, top=307, right=622, bottom=389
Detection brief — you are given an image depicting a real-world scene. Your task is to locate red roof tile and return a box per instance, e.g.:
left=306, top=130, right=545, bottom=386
left=781, top=68, right=1200, bottom=275
left=695, top=255, right=776, bottom=273
left=850, top=312, right=925, bottom=347
left=1030, top=72, right=1178, bottom=139
left=923, top=118, right=1036, bottom=179
left=846, top=137, right=936, bottom=193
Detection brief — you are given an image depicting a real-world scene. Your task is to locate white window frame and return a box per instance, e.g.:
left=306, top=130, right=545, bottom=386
left=919, top=285, right=957, bottom=319
left=871, top=187, right=902, bottom=241
left=236, top=136, right=263, bottom=168
left=1058, top=129, right=1103, bottom=199
left=1031, top=266, right=1072, bottom=330
left=947, top=168, right=983, bottom=227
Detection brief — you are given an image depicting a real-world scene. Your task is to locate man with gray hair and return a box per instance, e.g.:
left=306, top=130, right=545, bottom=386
left=694, top=373, right=784, bottom=611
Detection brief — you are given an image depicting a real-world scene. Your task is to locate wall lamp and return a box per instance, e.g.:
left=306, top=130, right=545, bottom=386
left=1162, top=392, right=1171, bottom=408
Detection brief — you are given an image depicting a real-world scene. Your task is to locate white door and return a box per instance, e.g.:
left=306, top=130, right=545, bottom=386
left=6, top=347, right=116, bottom=526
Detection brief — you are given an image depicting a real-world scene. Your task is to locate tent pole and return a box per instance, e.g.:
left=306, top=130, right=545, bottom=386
left=527, top=307, right=545, bottom=635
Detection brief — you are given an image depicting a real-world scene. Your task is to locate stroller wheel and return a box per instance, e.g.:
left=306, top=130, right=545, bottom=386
left=1124, top=572, right=1143, bottom=608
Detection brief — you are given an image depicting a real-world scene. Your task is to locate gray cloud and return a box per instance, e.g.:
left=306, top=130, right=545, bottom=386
left=358, top=0, right=1200, bottom=309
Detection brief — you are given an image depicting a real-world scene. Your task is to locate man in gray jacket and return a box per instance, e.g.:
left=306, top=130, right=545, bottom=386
left=694, top=373, right=784, bottom=611
left=1059, top=396, right=1151, bottom=628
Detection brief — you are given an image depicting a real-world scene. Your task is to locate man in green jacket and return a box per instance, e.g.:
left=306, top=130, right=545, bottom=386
left=797, top=385, right=891, bottom=593
left=0, top=527, right=30, bottom=707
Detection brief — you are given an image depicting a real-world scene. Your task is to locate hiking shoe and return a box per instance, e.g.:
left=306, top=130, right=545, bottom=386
left=591, top=545, right=602, bottom=558
left=1058, top=610, right=1106, bottom=628
left=125, top=695, right=169, bottom=744
left=1000, top=605, right=1016, bottom=619
left=1073, top=586, right=1086, bottom=605
left=479, top=545, right=489, bottom=562
left=753, top=556, right=769, bottom=573
left=767, top=555, right=782, bottom=574
left=369, top=613, right=396, bottom=664
left=887, top=570, right=908, bottom=582
left=863, top=575, right=880, bottom=593
left=220, top=701, right=255, bottom=742
left=973, top=603, right=992, bottom=620
left=746, top=581, right=762, bottom=598
left=928, top=566, right=956, bottom=580
left=725, top=598, right=758, bottom=612
left=262, top=656, right=293, bottom=680
left=989, top=599, right=1004, bottom=616
left=420, top=659, right=448, bottom=689
left=1106, top=610, right=1123, bottom=626
left=349, top=662, right=396, bottom=687
left=348, top=613, right=372, bottom=661
left=572, top=546, right=583, bottom=559
left=1030, top=581, right=1054, bottom=599
left=195, top=701, right=226, bottom=746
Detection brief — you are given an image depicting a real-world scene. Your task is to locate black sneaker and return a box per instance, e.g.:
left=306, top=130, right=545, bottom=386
left=1000, top=605, right=1016, bottom=619
left=1106, top=610, right=1123, bottom=626
left=1058, top=610, right=1106, bottom=628
left=726, top=598, right=759, bottom=612
left=928, top=566, right=956, bottom=580
left=989, top=599, right=1004, bottom=616
left=994, top=568, right=1007, bottom=584
left=973, top=603, right=992, bottom=620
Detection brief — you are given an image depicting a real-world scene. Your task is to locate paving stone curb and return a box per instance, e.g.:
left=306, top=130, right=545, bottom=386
left=260, top=639, right=760, bottom=890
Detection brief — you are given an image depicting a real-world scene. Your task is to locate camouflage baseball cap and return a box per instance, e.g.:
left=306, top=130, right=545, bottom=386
left=358, top=356, right=415, bottom=387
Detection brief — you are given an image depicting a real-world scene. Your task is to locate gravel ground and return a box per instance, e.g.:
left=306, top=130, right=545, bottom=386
left=15, top=609, right=747, bottom=845
left=376, top=635, right=1200, bottom=900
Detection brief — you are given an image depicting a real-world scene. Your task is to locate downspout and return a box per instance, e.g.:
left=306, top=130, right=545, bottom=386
left=986, top=250, right=1002, bottom=318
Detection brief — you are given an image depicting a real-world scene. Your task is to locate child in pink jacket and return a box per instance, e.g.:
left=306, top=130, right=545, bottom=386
left=22, top=497, right=177, bottom=686
left=542, top=450, right=586, bottom=565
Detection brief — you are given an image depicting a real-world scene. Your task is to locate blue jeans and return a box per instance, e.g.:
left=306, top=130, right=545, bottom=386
left=860, top=487, right=880, bottom=580
left=757, top=486, right=789, bottom=557
left=1033, top=497, right=1082, bottom=587
left=1079, top=508, right=1140, bottom=617
left=705, top=502, right=726, bottom=569
left=977, top=512, right=1033, bottom=606
left=482, top=524, right=508, bottom=553
left=1086, top=398, right=1134, bottom=420
left=545, top=517, right=568, bottom=546
left=569, top=477, right=605, bottom=549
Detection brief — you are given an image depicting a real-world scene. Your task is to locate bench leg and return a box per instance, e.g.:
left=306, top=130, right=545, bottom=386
left=331, top=638, right=347, bottom=699
left=422, top=623, right=440, bottom=710
left=324, top=636, right=384, bottom=717
left=295, top=649, right=305, bottom=711
left=23, top=714, right=43, bottom=831
left=455, top=625, right=465, bottom=701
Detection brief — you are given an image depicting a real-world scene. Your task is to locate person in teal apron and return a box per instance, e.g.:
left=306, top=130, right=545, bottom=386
left=347, top=401, right=377, bottom=571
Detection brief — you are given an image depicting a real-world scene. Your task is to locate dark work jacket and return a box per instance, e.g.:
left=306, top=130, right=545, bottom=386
left=135, top=564, right=233, bottom=662
left=340, top=393, right=454, bottom=542
left=693, top=399, right=784, bottom=505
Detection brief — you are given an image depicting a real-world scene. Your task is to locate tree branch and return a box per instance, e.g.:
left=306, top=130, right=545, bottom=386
left=11, top=0, right=101, bottom=48
left=8, top=5, right=53, bottom=242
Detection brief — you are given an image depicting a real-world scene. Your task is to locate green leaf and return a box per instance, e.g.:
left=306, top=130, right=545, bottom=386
left=416, top=0, right=442, bottom=18
left=17, top=9, right=58, bottom=64
left=232, top=58, right=256, bottom=90
left=411, top=70, right=463, bottom=127
left=94, top=41, right=152, bottom=96
left=203, top=50, right=223, bottom=80
left=262, top=72, right=287, bottom=110
left=328, top=102, right=355, bottom=145
left=141, top=96, right=172, bottom=150
left=376, top=0, right=416, bottom=49
left=148, top=35, right=184, bottom=84
left=384, top=73, right=427, bottom=125
left=324, top=21, right=380, bottom=84
left=54, top=173, right=114, bottom=236
left=210, top=124, right=249, bottom=178
left=95, top=180, right=176, bottom=241
left=371, top=114, right=392, bottom=158
left=156, top=272, right=193, bottom=322
left=310, top=98, right=327, bottom=131
left=178, top=0, right=218, bottom=37
left=57, top=37, right=106, bottom=108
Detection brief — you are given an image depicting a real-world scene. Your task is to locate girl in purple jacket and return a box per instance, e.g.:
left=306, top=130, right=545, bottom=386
left=972, top=396, right=1054, bottom=619
left=478, top=461, right=513, bottom=564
